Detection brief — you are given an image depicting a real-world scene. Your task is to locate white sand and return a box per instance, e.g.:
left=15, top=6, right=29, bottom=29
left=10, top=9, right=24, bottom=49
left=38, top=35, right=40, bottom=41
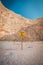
left=0, top=42, right=43, bottom=65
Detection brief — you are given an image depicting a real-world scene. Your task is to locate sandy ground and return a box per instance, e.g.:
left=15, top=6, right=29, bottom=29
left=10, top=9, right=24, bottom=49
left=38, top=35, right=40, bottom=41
left=0, top=41, right=43, bottom=65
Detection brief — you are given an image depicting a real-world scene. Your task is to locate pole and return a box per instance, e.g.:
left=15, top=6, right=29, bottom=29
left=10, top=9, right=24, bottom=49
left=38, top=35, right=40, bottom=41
left=21, top=37, right=23, bottom=50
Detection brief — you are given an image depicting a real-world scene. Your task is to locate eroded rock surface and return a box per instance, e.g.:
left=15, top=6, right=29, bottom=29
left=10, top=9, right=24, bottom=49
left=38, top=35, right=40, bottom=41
left=0, top=2, right=43, bottom=41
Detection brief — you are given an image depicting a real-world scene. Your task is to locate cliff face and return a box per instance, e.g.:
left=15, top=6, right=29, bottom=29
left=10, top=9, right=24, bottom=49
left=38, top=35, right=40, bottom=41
left=0, top=2, right=32, bottom=38
left=0, top=2, right=43, bottom=41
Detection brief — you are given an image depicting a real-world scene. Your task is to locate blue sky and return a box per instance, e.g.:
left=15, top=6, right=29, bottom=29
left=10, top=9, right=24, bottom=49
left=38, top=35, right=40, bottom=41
left=1, top=0, right=43, bottom=20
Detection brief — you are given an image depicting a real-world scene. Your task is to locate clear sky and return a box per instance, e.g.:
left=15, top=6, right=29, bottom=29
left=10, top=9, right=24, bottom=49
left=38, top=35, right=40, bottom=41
left=1, top=0, right=43, bottom=20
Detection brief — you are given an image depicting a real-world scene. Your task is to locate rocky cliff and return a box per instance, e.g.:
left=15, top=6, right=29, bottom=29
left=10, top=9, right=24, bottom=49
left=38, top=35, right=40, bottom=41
left=0, top=2, right=43, bottom=41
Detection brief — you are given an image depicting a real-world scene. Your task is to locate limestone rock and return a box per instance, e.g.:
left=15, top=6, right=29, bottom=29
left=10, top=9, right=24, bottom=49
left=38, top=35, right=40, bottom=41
left=0, top=2, right=43, bottom=41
